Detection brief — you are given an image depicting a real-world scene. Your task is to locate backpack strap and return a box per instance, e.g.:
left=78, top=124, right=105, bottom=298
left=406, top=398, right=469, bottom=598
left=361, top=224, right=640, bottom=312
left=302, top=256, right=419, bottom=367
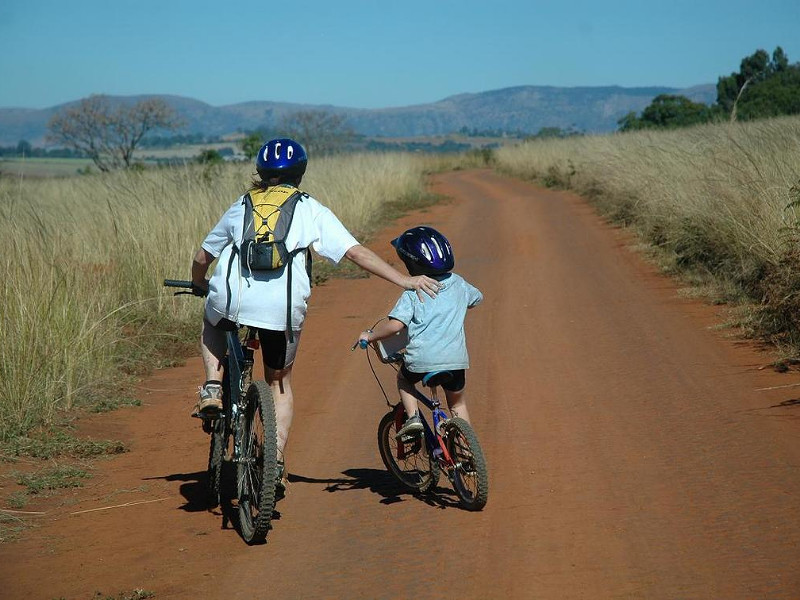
left=284, top=246, right=309, bottom=343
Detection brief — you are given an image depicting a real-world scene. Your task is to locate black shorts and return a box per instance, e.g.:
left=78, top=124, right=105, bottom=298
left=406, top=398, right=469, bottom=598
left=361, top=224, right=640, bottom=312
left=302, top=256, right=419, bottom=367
left=400, top=366, right=466, bottom=392
left=213, top=318, right=299, bottom=370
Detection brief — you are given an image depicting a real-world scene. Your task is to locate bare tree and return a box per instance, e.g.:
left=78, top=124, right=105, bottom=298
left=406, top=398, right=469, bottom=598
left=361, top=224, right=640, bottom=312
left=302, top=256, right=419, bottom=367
left=47, top=95, right=181, bottom=171
left=279, top=110, right=355, bottom=156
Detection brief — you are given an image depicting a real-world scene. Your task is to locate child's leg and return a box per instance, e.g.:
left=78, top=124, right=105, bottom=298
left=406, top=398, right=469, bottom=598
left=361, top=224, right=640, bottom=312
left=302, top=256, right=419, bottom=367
left=396, top=370, right=420, bottom=418
left=444, top=388, right=470, bottom=425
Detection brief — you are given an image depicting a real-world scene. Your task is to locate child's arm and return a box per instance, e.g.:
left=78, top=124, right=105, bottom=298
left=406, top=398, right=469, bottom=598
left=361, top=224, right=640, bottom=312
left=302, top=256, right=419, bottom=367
left=467, top=283, right=483, bottom=308
left=358, top=317, right=406, bottom=346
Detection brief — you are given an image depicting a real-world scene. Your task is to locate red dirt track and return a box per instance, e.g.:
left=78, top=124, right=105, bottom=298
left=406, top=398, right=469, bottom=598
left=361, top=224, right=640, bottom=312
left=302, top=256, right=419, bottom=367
left=3, top=170, right=800, bottom=599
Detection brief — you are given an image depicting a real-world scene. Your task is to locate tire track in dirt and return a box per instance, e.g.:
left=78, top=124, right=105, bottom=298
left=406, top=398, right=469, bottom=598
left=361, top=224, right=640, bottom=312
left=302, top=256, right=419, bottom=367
left=2, top=170, right=800, bottom=599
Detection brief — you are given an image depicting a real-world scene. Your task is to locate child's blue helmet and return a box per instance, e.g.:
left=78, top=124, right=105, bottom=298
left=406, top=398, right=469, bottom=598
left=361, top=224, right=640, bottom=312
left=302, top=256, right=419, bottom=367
left=256, top=138, right=308, bottom=181
left=391, top=226, right=454, bottom=276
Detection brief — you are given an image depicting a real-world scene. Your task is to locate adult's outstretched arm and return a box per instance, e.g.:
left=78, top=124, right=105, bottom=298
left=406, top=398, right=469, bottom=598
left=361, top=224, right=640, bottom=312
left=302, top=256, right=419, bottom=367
left=345, top=244, right=440, bottom=301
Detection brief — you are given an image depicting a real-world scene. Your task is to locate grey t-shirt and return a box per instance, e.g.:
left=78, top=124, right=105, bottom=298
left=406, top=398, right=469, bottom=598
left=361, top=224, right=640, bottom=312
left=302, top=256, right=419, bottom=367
left=389, top=272, right=483, bottom=373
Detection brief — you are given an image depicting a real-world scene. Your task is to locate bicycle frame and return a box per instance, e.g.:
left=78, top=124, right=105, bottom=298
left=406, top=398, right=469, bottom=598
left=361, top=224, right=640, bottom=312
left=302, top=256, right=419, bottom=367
left=397, top=384, right=455, bottom=468
left=225, top=328, right=259, bottom=464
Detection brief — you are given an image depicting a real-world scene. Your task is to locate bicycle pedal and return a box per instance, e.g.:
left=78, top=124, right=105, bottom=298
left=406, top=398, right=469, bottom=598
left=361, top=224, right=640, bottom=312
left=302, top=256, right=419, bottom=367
left=191, top=410, right=224, bottom=420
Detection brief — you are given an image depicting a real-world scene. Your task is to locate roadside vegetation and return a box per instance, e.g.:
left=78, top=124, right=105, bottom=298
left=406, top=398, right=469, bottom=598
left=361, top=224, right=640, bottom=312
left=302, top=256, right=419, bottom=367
left=493, top=115, right=800, bottom=361
left=0, top=153, right=437, bottom=449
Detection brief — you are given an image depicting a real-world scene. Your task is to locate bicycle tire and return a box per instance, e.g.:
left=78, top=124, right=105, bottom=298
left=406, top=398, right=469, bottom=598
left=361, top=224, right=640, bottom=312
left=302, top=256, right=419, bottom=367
left=207, top=420, right=225, bottom=508
left=206, top=366, right=232, bottom=508
left=377, top=409, right=439, bottom=493
left=237, top=380, right=279, bottom=544
left=444, top=417, right=489, bottom=511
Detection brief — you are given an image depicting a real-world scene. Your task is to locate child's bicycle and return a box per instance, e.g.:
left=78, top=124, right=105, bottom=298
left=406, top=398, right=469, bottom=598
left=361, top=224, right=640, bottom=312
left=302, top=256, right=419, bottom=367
left=355, top=329, right=489, bottom=510
left=164, top=279, right=280, bottom=544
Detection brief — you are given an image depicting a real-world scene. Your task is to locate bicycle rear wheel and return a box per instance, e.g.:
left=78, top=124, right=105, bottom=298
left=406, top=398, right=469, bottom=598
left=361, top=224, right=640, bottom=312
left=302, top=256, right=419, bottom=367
left=377, top=408, right=438, bottom=493
left=444, top=418, right=489, bottom=511
left=237, top=381, right=279, bottom=544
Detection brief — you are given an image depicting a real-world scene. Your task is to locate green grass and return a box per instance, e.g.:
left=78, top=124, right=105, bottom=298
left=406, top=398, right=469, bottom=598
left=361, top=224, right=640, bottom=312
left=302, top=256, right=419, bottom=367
left=15, top=464, right=90, bottom=494
left=2, top=430, right=127, bottom=460
left=0, top=511, right=28, bottom=543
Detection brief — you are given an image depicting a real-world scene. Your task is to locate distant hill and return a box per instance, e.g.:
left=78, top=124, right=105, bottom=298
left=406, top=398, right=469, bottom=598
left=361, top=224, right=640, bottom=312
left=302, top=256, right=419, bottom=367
left=0, top=85, right=716, bottom=146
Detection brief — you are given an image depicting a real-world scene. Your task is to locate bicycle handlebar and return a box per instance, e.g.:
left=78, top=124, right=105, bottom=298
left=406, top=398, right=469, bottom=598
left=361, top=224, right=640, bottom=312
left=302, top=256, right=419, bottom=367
left=164, top=279, right=192, bottom=288
left=163, top=278, right=206, bottom=297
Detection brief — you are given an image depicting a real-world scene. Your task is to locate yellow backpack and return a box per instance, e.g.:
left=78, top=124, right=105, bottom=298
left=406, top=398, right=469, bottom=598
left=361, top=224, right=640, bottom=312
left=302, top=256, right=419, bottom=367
left=228, top=184, right=311, bottom=341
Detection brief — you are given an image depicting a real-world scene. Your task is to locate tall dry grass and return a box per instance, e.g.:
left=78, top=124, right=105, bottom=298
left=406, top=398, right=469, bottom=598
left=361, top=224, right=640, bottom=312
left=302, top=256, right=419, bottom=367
left=494, top=116, right=800, bottom=356
left=0, top=153, right=435, bottom=441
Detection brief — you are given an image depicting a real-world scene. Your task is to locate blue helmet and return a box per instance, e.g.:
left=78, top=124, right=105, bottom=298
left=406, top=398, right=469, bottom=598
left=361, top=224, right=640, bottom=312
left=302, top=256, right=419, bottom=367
left=391, top=226, right=454, bottom=276
left=255, top=138, right=308, bottom=181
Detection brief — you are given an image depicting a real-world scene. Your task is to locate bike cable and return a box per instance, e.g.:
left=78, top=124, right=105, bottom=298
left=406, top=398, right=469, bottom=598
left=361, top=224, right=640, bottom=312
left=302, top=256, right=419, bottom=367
left=365, top=318, right=398, bottom=408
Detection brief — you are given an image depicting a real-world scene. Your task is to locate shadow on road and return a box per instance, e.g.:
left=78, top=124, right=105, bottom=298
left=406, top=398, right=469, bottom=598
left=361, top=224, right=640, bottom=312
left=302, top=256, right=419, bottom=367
left=289, top=467, right=462, bottom=509
left=143, top=470, right=210, bottom=513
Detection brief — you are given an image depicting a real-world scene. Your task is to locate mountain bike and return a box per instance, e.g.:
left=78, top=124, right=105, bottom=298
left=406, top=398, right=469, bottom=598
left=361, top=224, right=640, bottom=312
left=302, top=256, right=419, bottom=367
left=164, top=279, right=279, bottom=544
left=355, top=330, right=489, bottom=510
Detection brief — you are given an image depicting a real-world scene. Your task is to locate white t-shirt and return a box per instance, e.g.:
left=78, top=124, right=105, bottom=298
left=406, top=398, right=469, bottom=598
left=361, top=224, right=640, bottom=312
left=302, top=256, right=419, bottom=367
left=201, top=191, right=359, bottom=331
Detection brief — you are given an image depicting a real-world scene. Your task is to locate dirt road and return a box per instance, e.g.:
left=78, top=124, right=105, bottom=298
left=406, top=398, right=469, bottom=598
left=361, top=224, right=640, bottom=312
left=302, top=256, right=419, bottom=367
left=3, top=170, right=800, bottom=599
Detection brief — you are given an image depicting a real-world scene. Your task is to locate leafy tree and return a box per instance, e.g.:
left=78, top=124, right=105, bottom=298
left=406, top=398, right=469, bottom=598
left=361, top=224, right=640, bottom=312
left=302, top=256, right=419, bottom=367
left=196, top=149, right=224, bottom=165
left=241, top=132, right=264, bottom=159
left=622, top=46, right=800, bottom=132
left=47, top=95, right=181, bottom=171
left=278, top=110, right=355, bottom=156
left=716, top=46, right=799, bottom=120
left=641, top=95, right=710, bottom=128
left=771, top=46, right=789, bottom=72
left=618, top=95, right=710, bottom=131
left=617, top=111, right=642, bottom=132
left=16, top=140, right=32, bottom=156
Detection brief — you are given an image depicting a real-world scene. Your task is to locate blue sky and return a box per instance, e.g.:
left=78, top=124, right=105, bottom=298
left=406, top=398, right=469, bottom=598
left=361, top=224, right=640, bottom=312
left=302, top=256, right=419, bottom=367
left=1, top=0, right=798, bottom=109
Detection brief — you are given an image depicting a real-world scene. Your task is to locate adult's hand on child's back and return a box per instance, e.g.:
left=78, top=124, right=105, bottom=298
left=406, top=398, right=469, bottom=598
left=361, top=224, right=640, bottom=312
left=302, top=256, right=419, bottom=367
left=408, top=275, right=441, bottom=301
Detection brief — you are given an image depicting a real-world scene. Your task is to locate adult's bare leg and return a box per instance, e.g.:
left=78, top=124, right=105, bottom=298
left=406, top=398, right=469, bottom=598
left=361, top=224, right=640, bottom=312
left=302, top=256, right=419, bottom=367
left=265, top=365, right=294, bottom=459
left=200, top=319, right=226, bottom=382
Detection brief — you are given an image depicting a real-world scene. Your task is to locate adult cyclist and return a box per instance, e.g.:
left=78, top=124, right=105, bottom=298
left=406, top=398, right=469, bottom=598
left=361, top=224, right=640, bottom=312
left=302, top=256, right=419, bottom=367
left=190, top=138, right=440, bottom=482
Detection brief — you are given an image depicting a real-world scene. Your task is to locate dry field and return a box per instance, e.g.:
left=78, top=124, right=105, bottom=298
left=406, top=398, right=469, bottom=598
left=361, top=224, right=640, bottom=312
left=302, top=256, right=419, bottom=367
left=0, top=153, right=435, bottom=442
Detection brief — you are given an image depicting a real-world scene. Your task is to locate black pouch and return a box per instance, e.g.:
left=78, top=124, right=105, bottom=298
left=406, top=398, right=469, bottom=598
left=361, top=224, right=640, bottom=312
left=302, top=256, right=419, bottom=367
left=242, top=239, right=280, bottom=271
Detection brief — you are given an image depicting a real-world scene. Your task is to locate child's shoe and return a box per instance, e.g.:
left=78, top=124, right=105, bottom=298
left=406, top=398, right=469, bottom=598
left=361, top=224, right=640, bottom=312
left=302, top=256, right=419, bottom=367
left=193, top=383, right=223, bottom=417
left=395, top=413, right=423, bottom=440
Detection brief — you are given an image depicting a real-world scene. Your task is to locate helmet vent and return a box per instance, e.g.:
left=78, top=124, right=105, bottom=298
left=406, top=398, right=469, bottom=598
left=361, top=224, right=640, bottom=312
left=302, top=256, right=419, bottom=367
left=430, top=237, right=444, bottom=258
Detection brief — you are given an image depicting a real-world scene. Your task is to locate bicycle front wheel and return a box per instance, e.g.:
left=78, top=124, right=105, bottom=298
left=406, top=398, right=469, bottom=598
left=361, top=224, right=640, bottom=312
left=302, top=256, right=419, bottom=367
left=237, top=381, right=279, bottom=544
left=377, top=409, right=438, bottom=493
left=444, top=417, right=489, bottom=511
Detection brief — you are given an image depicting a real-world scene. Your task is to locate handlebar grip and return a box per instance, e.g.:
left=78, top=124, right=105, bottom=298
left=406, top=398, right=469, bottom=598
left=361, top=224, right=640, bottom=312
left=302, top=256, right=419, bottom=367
left=164, top=279, right=192, bottom=288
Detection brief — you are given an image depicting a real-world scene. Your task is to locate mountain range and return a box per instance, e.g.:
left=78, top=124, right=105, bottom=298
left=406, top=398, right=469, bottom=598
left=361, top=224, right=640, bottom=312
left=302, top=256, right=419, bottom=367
left=0, top=84, right=717, bottom=146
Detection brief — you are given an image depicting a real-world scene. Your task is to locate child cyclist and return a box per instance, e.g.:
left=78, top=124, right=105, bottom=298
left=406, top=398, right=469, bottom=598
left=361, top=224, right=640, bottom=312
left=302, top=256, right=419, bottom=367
left=357, top=226, right=483, bottom=438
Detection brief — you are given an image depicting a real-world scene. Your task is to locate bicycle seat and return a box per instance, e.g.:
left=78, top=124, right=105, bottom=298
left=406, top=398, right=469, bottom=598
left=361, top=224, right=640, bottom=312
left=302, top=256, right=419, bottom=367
left=422, top=370, right=453, bottom=388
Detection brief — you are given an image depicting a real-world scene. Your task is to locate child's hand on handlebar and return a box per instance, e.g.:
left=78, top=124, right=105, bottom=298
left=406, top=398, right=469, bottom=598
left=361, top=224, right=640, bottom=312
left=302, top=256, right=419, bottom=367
left=351, top=330, right=372, bottom=351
